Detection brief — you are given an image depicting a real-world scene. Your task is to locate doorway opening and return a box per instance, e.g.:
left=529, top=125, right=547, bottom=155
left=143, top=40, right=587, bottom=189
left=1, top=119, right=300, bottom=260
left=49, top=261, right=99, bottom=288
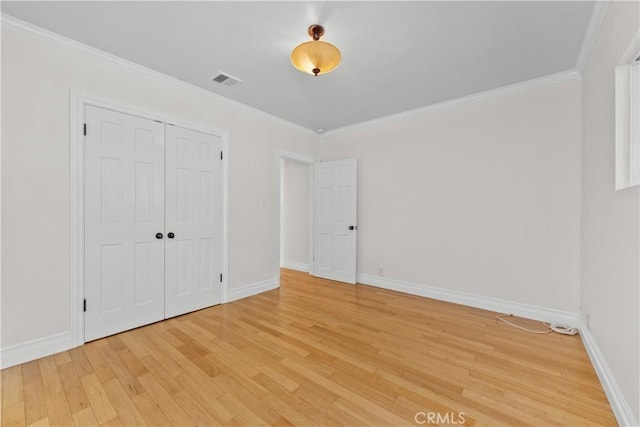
left=278, top=152, right=314, bottom=285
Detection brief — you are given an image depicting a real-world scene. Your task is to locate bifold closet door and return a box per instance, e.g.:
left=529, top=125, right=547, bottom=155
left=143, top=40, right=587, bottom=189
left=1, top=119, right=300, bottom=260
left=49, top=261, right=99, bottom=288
left=84, top=106, right=165, bottom=342
left=165, top=125, right=223, bottom=318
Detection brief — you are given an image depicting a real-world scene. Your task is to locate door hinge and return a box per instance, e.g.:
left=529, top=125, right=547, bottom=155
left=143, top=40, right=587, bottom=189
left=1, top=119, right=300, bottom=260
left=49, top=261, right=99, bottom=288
left=220, top=273, right=223, bottom=283
left=83, top=299, right=87, bottom=312
left=83, top=123, right=87, bottom=136
left=220, top=151, right=223, bottom=160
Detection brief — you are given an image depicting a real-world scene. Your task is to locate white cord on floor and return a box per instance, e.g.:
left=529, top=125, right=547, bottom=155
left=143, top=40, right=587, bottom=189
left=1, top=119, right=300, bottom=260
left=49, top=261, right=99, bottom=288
left=496, top=314, right=578, bottom=336
left=545, top=322, right=579, bottom=335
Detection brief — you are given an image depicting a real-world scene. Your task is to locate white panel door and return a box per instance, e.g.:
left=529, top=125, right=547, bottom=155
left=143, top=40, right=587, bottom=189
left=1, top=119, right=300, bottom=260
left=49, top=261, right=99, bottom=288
left=313, top=159, right=357, bottom=283
left=84, top=106, right=165, bottom=342
left=165, top=125, right=223, bottom=318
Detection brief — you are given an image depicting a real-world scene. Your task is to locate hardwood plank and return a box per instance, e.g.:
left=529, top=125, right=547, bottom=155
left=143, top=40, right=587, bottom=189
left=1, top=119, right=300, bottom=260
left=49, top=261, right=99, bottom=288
left=130, top=329, right=184, bottom=377
left=294, top=386, right=363, bottom=426
left=22, top=362, right=47, bottom=426
left=100, top=415, right=124, bottom=426
left=56, top=362, right=91, bottom=414
left=117, top=332, right=149, bottom=360
left=79, top=373, right=117, bottom=424
left=172, top=389, right=220, bottom=426
left=253, top=374, right=326, bottom=426
left=53, top=352, right=71, bottom=366
left=21, top=361, right=41, bottom=385
left=26, top=416, right=49, bottom=426
left=174, top=372, right=233, bottom=424
left=82, top=342, right=115, bottom=385
left=2, top=401, right=26, bottom=426
left=138, top=355, right=181, bottom=394
left=136, top=372, right=195, bottom=426
left=68, top=348, right=93, bottom=377
left=282, top=357, right=408, bottom=425
left=37, top=357, right=64, bottom=397
left=98, top=344, right=144, bottom=398
left=212, top=374, right=275, bottom=421
left=116, top=348, right=148, bottom=378
left=130, top=392, right=171, bottom=426
left=71, top=407, right=99, bottom=426
left=101, top=377, right=146, bottom=427
left=43, top=391, right=72, bottom=426
left=2, top=365, right=24, bottom=406
left=217, top=392, right=273, bottom=426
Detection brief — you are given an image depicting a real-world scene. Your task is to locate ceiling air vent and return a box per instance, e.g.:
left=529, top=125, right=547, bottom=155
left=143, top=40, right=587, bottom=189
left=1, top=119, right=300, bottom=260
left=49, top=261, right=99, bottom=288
left=212, top=72, right=241, bottom=87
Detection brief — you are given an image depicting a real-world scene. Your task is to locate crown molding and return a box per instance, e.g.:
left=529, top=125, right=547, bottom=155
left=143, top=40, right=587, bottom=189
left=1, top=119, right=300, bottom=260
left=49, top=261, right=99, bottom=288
left=0, top=13, right=317, bottom=137
left=322, top=69, right=581, bottom=138
left=1, top=10, right=591, bottom=140
left=575, top=1, right=611, bottom=75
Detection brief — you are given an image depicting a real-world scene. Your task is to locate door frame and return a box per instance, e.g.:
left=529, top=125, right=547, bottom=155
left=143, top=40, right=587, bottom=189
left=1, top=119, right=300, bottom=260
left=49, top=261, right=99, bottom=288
left=70, top=89, right=230, bottom=348
left=277, top=151, right=315, bottom=285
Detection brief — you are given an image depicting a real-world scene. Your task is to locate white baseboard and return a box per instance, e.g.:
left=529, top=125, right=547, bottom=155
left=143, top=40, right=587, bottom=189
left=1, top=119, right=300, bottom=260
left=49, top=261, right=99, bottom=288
left=578, top=321, right=638, bottom=427
left=228, top=278, right=279, bottom=303
left=357, top=273, right=579, bottom=326
left=281, top=260, right=310, bottom=273
left=1, top=332, right=71, bottom=369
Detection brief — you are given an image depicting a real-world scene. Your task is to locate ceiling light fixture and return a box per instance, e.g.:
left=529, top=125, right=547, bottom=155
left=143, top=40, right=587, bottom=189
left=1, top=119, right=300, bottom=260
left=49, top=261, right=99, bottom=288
left=291, top=24, right=341, bottom=77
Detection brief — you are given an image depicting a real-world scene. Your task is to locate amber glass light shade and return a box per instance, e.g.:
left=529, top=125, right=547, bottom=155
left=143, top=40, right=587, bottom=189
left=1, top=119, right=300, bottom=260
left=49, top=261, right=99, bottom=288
left=291, top=25, right=341, bottom=76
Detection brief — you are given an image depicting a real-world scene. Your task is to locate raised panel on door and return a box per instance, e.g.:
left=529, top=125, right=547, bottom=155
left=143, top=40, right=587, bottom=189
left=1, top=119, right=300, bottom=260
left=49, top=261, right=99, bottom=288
left=84, top=105, right=165, bottom=342
left=165, top=125, right=223, bottom=318
left=313, top=159, right=357, bottom=283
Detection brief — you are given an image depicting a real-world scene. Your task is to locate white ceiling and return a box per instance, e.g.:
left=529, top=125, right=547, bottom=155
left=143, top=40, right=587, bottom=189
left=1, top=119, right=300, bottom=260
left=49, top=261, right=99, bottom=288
left=2, top=1, right=595, bottom=132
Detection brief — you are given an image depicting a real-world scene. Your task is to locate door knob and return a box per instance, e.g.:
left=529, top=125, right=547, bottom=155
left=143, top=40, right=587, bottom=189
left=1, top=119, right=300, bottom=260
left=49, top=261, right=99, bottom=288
left=167, top=232, right=175, bottom=239
left=155, top=232, right=163, bottom=239
left=348, top=225, right=356, bottom=230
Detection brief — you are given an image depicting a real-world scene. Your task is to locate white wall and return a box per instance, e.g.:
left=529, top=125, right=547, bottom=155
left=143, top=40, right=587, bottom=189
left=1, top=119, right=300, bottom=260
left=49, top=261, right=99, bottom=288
left=320, top=78, right=582, bottom=313
left=1, top=26, right=316, bottom=352
left=580, top=1, right=640, bottom=422
left=281, top=159, right=310, bottom=270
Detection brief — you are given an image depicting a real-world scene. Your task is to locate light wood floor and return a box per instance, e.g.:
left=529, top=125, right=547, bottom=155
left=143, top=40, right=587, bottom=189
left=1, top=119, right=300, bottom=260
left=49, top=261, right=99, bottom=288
left=1, top=269, right=615, bottom=426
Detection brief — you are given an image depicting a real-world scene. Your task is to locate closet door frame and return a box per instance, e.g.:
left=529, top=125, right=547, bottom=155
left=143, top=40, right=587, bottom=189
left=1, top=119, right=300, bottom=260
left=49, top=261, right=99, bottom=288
left=70, top=90, right=229, bottom=348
